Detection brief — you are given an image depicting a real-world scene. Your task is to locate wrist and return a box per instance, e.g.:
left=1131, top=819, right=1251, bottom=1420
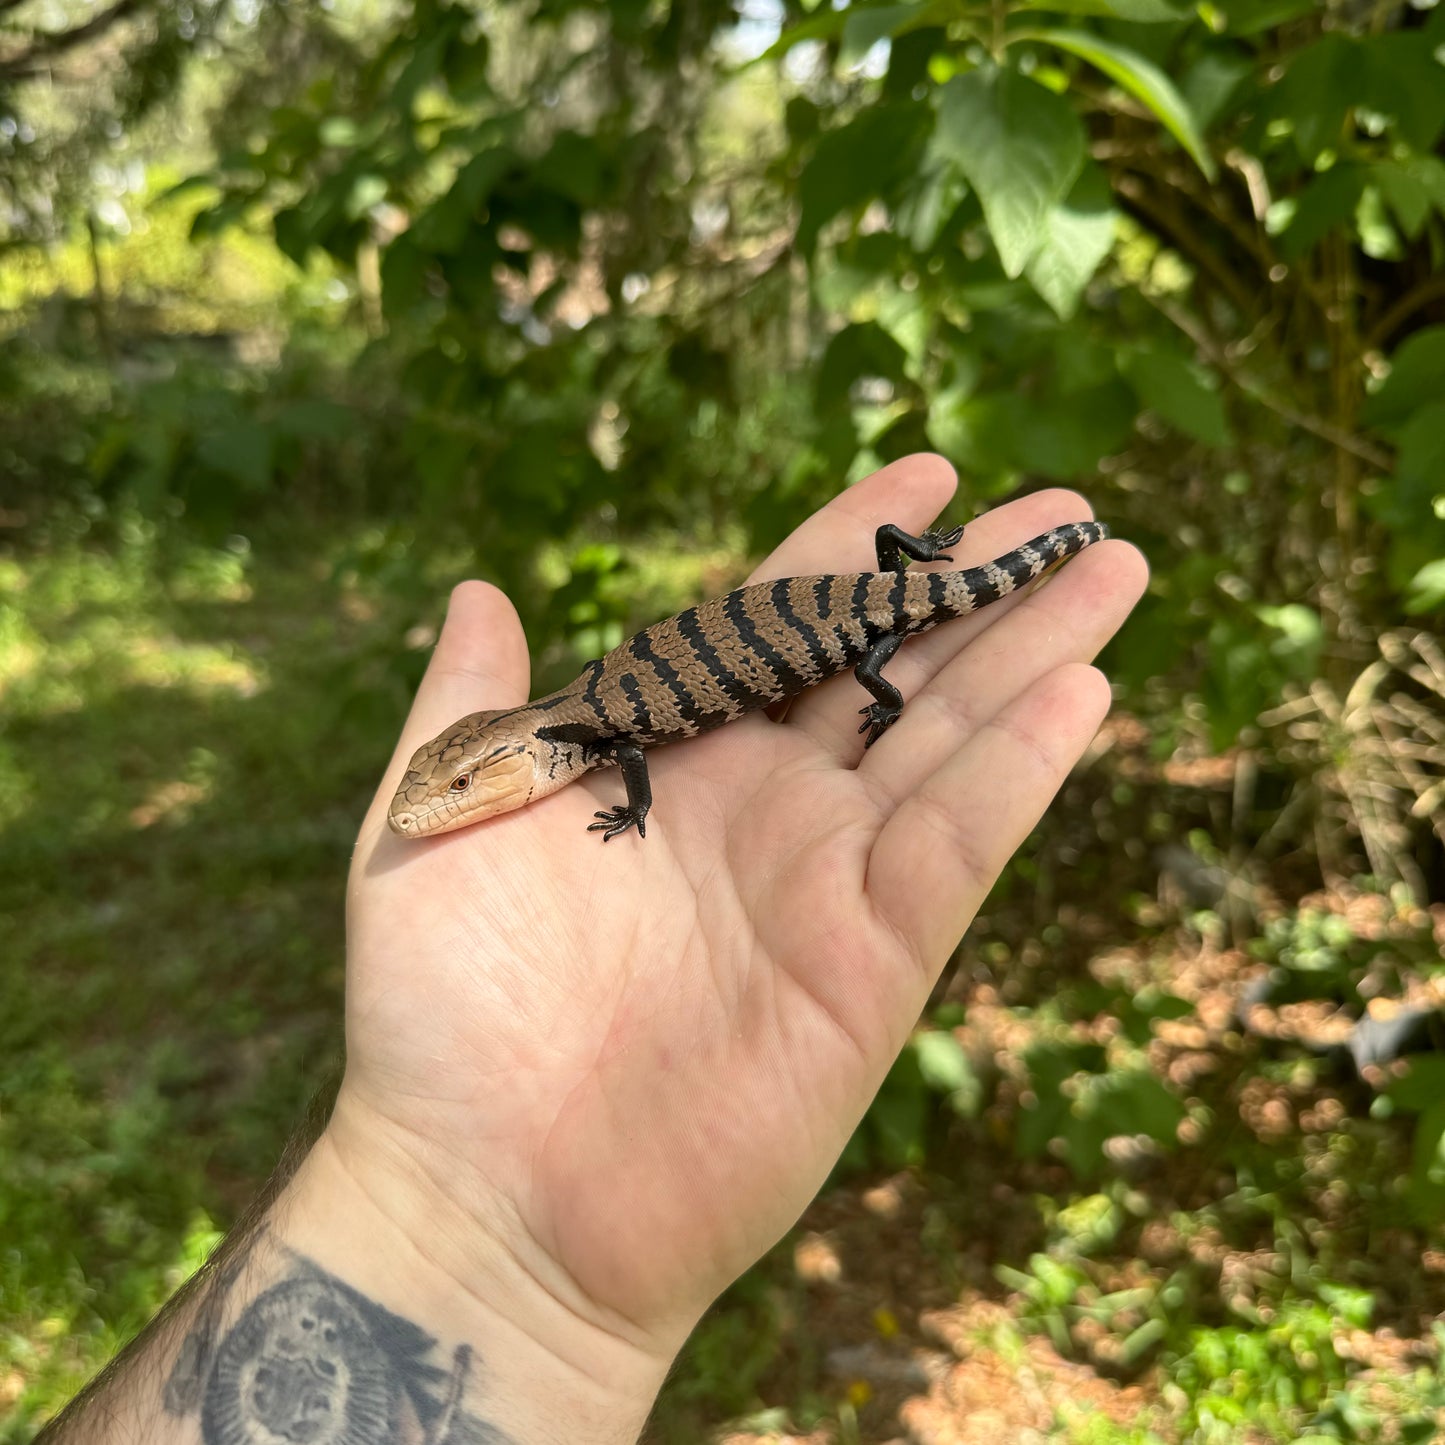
left=282, top=1091, right=675, bottom=1443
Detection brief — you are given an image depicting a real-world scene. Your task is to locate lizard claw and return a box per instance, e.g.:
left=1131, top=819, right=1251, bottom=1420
left=923, top=524, right=965, bottom=561
left=588, top=805, right=648, bottom=841
left=858, top=701, right=902, bottom=747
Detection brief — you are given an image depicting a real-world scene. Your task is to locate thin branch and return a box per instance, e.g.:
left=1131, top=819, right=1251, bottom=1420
left=0, top=0, right=150, bottom=81
left=1111, top=170, right=1261, bottom=321
left=1364, top=274, right=1445, bottom=352
left=1141, top=288, right=1395, bottom=471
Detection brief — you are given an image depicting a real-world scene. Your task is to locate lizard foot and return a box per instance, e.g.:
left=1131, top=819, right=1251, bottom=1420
left=587, top=804, right=649, bottom=841
left=919, top=523, right=965, bottom=563
left=858, top=701, right=902, bottom=747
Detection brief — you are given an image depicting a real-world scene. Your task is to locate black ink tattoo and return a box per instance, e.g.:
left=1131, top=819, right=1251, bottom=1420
left=164, top=1238, right=512, bottom=1445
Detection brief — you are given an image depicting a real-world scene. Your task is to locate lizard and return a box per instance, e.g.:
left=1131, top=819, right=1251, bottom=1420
left=388, top=518, right=1108, bottom=841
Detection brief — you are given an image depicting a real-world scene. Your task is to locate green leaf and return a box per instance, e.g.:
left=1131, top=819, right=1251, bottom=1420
left=1397, top=402, right=1445, bottom=502
left=1413, top=1100, right=1445, bottom=1188
left=840, top=2, right=941, bottom=65
left=1355, top=185, right=1401, bottom=262
left=797, top=102, right=932, bottom=253
left=197, top=422, right=273, bottom=492
left=1181, top=50, right=1253, bottom=131
left=1119, top=345, right=1231, bottom=445
left=895, top=160, right=971, bottom=251
left=1205, top=0, right=1316, bottom=32
left=1405, top=560, right=1445, bottom=617
left=816, top=322, right=910, bottom=412
left=1256, top=603, right=1323, bottom=676
left=1363, top=327, right=1445, bottom=432
left=912, top=1028, right=971, bottom=1090
left=756, top=6, right=848, bottom=60
left=534, top=131, right=606, bottom=207
left=1268, top=165, right=1364, bottom=261
left=1363, top=32, right=1445, bottom=152
left=931, top=65, right=1086, bottom=277
left=1018, top=29, right=1215, bottom=180
left=1101, top=1069, right=1185, bottom=1144
left=345, top=173, right=388, bottom=221
left=379, top=233, right=430, bottom=319
left=1372, top=160, right=1435, bottom=241
left=1024, top=161, right=1117, bottom=318
left=1387, top=1063, right=1445, bottom=1115
left=1271, top=34, right=1361, bottom=164
left=270, top=400, right=355, bottom=441
left=942, top=379, right=1135, bottom=480
left=1017, top=0, right=1189, bottom=18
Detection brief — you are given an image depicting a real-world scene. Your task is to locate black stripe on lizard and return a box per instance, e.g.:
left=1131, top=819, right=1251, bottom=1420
left=387, top=520, right=1109, bottom=841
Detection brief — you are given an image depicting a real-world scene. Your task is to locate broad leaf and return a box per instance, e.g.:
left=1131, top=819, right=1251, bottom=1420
left=1363, top=32, right=1445, bottom=153
left=1396, top=402, right=1445, bottom=500
left=841, top=1, right=944, bottom=65
left=1019, top=28, right=1215, bottom=179
left=1181, top=50, right=1253, bottom=131
left=758, top=0, right=940, bottom=62
left=1268, top=165, right=1364, bottom=261
left=1120, top=345, right=1232, bottom=446
left=942, top=379, right=1135, bottom=479
left=1405, top=560, right=1445, bottom=617
left=1207, top=0, right=1316, bottom=34
left=931, top=65, right=1086, bottom=278
left=198, top=422, right=273, bottom=491
left=1363, top=327, right=1445, bottom=432
left=894, top=160, right=971, bottom=251
left=816, top=322, right=910, bottom=413
left=534, top=131, right=607, bottom=207
left=1017, top=0, right=1190, bottom=18
left=1025, top=161, right=1117, bottom=318
left=1371, top=159, right=1441, bottom=241
left=1271, top=33, right=1361, bottom=163
left=796, top=102, right=931, bottom=252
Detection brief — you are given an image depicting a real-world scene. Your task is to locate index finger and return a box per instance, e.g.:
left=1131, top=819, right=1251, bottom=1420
left=365, top=580, right=531, bottom=832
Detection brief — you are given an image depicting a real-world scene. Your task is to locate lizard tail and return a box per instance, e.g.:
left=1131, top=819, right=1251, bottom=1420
left=938, top=521, right=1109, bottom=620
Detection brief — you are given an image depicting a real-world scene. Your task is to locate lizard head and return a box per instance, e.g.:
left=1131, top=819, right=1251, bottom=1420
left=387, top=709, right=543, bottom=838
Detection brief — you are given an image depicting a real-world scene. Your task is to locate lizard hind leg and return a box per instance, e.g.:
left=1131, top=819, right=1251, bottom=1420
left=874, top=522, right=965, bottom=572
left=855, top=632, right=905, bottom=747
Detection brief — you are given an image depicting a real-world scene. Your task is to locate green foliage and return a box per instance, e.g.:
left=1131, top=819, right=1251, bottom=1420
left=841, top=1023, right=982, bottom=1170
left=933, top=65, right=1086, bottom=279
left=1016, top=1037, right=1184, bottom=1180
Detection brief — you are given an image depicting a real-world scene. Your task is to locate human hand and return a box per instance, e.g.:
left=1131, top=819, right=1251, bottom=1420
left=328, top=454, right=1147, bottom=1396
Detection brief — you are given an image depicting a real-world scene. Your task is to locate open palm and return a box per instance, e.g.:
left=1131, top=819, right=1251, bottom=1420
left=336, top=454, right=1147, bottom=1358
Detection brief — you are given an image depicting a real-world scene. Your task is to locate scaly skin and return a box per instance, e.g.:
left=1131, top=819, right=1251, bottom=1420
left=389, top=520, right=1108, bottom=840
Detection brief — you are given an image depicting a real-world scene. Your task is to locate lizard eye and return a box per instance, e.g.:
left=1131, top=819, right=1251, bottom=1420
left=450, top=774, right=472, bottom=792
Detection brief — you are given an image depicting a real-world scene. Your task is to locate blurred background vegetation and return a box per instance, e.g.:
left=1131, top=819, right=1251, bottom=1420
left=3, top=0, right=1445, bottom=1439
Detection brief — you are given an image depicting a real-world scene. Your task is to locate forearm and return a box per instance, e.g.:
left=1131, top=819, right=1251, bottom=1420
left=37, top=1126, right=671, bottom=1445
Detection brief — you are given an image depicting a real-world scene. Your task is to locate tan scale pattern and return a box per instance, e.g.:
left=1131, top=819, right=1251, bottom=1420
left=561, top=522, right=1103, bottom=746
left=390, top=522, right=1107, bottom=835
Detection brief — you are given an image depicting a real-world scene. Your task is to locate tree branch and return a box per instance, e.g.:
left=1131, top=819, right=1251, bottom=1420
left=1110, top=170, right=1262, bottom=322
left=1141, top=287, right=1394, bottom=471
left=1364, top=274, right=1445, bottom=352
left=0, top=0, right=151, bottom=81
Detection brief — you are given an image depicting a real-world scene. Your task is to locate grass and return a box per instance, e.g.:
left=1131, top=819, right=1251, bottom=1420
left=1, top=526, right=375, bottom=1432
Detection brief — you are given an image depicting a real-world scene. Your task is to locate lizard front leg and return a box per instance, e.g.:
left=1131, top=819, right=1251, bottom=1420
left=586, top=740, right=654, bottom=840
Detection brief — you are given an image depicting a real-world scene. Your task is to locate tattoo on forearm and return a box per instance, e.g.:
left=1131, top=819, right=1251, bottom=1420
left=163, top=1234, right=512, bottom=1445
